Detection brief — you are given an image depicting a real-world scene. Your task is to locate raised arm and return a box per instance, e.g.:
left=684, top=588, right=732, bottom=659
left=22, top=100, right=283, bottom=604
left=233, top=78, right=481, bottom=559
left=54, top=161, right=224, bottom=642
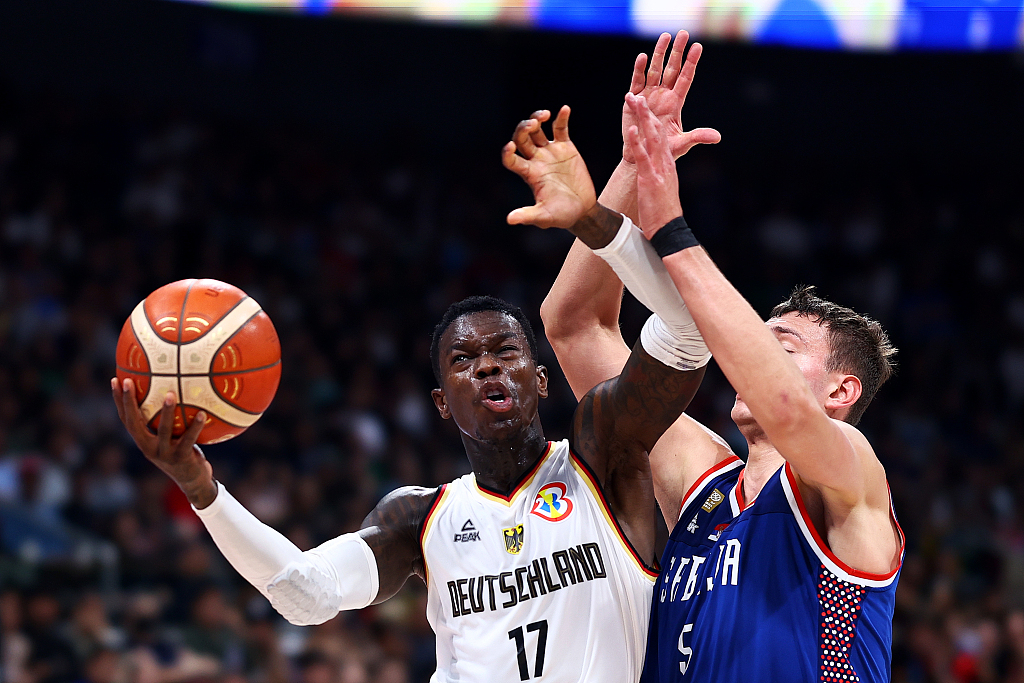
left=541, top=30, right=720, bottom=400
left=535, top=33, right=730, bottom=524
left=111, top=378, right=430, bottom=624
left=502, top=107, right=705, bottom=564
left=625, top=94, right=900, bottom=573
left=565, top=217, right=707, bottom=561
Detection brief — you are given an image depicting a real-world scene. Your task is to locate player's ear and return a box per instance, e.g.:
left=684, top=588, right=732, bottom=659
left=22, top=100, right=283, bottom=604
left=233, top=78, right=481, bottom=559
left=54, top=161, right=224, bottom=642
left=431, top=388, right=452, bottom=420
left=536, top=364, right=549, bottom=399
left=825, top=373, right=861, bottom=417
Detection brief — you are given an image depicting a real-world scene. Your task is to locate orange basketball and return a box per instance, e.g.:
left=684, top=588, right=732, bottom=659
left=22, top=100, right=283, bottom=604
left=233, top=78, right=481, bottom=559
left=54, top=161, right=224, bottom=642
left=115, top=278, right=281, bottom=445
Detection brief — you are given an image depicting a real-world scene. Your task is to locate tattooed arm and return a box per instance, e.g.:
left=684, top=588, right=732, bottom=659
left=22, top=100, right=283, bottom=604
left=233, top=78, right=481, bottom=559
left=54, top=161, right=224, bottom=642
left=567, top=205, right=706, bottom=566
left=358, top=486, right=438, bottom=602
left=502, top=107, right=707, bottom=564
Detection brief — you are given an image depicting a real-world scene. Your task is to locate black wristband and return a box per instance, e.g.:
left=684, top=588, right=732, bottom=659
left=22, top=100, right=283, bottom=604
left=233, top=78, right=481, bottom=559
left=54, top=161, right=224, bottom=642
left=649, top=216, right=699, bottom=258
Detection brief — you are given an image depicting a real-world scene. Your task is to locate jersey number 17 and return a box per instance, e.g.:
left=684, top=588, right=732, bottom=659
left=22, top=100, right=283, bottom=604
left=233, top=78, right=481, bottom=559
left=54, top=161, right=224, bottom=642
left=508, top=620, right=548, bottom=680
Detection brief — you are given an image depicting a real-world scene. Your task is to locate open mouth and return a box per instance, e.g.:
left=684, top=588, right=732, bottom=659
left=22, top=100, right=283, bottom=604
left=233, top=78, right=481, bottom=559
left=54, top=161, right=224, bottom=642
left=480, top=383, right=514, bottom=413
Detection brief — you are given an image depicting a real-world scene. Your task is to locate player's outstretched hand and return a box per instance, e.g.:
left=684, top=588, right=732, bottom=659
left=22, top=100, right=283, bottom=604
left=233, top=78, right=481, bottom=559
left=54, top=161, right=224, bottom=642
left=622, top=30, right=721, bottom=163
left=503, top=105, right=597, bottom=230
left=111, top=377, right=218, bottom=508
left=625, top=93, right=683, bottom=237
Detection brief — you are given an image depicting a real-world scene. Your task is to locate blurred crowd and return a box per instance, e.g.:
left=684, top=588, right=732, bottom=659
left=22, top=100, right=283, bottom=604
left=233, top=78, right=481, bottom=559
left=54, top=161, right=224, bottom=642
left=0, top=77, right=1022, bottom=683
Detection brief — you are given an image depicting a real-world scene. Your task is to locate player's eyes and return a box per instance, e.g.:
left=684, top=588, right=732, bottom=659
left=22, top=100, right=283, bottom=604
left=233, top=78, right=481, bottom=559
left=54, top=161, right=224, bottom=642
left=498, top=346, right=518, bottom=354
left=451, top=354, right=469, bottom=364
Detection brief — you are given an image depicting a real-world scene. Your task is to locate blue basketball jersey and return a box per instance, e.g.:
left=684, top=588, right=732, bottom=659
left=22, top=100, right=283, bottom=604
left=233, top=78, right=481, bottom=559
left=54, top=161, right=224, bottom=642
left=641, top=456, right=904, bottom=683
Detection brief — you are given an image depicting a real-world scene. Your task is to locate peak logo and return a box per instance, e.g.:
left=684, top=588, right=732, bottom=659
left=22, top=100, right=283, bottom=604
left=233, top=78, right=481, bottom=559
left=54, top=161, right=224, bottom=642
left=530, top=482, right=573, bottom=522
left=454, top=519, right=480, bottom=543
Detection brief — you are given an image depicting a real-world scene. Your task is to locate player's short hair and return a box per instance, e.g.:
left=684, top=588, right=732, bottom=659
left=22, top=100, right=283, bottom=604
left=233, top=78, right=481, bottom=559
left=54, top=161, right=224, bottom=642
left=431, top=296, right=539, bottom=385
left=771, top=285, right=897, bottom=425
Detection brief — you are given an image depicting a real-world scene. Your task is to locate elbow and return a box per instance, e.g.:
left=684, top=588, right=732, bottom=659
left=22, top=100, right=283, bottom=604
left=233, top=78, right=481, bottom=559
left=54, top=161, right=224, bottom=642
left=266, top=563, right=344, bottom=626
left=541, top=291, right=612, bottom=345
left=539, top=293, right=566, bottom=339
left=269, top=593, right=341, bottom=627
left=540, top=293, right=577, bottom=348
left=278, top=609, right=335, bottom=627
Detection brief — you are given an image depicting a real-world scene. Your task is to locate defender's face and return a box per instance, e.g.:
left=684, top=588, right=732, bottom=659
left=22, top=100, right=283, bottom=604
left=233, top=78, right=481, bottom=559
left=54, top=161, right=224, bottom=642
left=432, top=311, right=548, bottom=442
left=731, top=312, right=835, bottom=427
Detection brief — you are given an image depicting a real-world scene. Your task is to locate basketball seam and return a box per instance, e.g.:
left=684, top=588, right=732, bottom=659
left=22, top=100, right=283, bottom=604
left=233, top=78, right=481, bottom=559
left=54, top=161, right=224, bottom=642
left=178, top=279, right=197, bottom=430
left=114, top=359, right=281, bottom=377
left=185, top=295, right=251, bottom=344
left=126, top=316, right=152, bottom=405
left=210, top=377, right=269, bottom=416
left=207, top=308, right=262, bottom=374
left=205, top=306, right=272, bottom=415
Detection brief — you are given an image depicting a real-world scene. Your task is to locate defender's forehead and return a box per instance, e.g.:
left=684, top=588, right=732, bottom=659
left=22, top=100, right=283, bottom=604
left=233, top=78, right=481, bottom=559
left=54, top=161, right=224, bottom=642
left=766, top=311, right=829, bottom=346
left=442, top=310, right=524, bottom=350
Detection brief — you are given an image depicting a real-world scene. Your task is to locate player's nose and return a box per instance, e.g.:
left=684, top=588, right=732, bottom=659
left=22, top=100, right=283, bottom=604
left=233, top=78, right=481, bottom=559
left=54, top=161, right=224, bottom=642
left=474, top=355, right=502, bottom=378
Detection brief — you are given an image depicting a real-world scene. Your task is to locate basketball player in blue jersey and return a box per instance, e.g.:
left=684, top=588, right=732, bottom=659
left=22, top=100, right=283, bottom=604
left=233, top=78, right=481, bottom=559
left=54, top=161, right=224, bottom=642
left=508, top=35, right=903, bottom=682
left=108, top=153, right=713, bottom=678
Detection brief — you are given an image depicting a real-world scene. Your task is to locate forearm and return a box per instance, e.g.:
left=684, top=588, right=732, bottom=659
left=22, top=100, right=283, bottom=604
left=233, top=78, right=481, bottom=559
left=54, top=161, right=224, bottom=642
left=661, top=247, right=819, bottom=431
left=541, top=239, right=623, bottom=337
left=193, top=483, right=303, bottom=588
left=541, top=161, right=638, bottom=335
left=573, top=205, right=710, bottom=372
left=194, top=483, right=378, bottom=624
left=542, top=256, right=632, bottom=399
left=598, top=159, right=639, bottom=226
left=541, top=195, right=633, bottom=399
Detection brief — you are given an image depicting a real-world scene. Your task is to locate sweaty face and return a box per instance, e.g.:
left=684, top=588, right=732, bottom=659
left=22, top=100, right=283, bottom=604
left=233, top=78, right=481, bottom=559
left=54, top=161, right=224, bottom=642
left=432, top=311, right=548, bottom=443
left=730, top=312, right=836, bottom=428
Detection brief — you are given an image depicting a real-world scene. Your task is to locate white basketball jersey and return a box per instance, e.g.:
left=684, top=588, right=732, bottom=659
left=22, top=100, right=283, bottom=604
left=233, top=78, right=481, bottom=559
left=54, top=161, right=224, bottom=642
left=421, top=440, right=657, bottom=683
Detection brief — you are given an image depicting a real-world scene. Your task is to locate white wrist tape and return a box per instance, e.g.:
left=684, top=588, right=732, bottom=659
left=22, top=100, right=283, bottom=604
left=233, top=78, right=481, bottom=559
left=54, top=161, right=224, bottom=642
left=639, top=313, right=711, bottom=371
left=194, top=482, right=379, bottom=625
left=593, top=215, right=711, bottom=371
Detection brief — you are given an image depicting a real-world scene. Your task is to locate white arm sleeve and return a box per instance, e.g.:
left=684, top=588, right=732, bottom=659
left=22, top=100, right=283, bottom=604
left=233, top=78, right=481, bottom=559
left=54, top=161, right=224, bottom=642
left=592, top=215, right=712, bottom=371
left=193, top=482, right=379, bottom=625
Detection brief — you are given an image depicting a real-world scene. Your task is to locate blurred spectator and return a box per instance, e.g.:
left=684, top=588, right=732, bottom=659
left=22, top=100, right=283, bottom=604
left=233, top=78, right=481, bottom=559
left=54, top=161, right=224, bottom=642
left=82, top=442, right=136, bottom=516
left=64, top=594, right=125, bottom=663
left=179, top=586, right=245, bottom=673
left=296, top=652, right=337, bottom=683
left=24, top=592, right=79, bottom=683
left=2, top=591, right=33, bottom=683
left=72, top=648, right=125, bottom=683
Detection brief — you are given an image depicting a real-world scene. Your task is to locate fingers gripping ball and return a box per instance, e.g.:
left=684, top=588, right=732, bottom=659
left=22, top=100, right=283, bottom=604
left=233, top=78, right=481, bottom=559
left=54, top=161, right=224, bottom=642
left=115, top=279, right=281, bottom=444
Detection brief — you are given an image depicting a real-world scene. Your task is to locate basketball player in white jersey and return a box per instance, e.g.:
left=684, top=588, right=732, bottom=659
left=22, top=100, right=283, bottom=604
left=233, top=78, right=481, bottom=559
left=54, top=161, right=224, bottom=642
left=109, top=213, right=712, bottom=678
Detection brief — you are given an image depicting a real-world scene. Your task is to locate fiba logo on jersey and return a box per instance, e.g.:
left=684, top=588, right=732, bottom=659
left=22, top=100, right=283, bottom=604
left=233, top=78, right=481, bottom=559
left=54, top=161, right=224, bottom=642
left=503, top=524, right=525, bottom=554
left=702, top=489, right=725, bottom=512
left=530, top=482, right=573, bottom=521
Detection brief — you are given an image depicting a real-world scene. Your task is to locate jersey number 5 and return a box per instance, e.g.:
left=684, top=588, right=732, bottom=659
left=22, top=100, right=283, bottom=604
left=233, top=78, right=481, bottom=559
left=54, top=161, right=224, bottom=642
left=678, top=623, right=694, bottom=674
left=508, top=620, right=548, bottom=680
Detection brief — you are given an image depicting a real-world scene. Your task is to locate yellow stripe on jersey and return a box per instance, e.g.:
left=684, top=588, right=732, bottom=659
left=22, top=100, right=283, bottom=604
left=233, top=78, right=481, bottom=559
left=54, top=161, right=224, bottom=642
left=472, top=441, right=554, bottom=506
left=569, top=452, right=660, bottom=582
left=419, top=484, right=453, bottom=583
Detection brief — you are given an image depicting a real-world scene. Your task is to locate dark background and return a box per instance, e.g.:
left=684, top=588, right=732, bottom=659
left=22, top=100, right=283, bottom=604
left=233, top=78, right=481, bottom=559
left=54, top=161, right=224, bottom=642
left=1, top=1, right=1023, bottom=682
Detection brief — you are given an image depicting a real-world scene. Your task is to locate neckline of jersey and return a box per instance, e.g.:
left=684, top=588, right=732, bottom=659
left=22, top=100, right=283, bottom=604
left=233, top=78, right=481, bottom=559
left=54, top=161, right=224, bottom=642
left=472, top=441, right=554, bottom=506
left=733, top=468, right=759, bottom=513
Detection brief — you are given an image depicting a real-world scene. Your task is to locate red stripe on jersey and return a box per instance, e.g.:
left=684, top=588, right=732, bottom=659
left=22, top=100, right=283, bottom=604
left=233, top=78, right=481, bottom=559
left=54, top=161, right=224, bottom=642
left=785, top=464, right=904, bottom=582
left=679, top=455, right=744, bottom=518
left=419, top=483, right=448, bottom=548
